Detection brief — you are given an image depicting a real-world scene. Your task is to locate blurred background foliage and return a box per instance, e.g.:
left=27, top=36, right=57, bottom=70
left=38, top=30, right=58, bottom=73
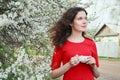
left=0, top=0, right=97, bottom=80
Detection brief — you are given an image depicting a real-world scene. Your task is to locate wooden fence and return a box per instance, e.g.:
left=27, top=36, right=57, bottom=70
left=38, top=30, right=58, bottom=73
left=96, top=42, right=119, bottom=57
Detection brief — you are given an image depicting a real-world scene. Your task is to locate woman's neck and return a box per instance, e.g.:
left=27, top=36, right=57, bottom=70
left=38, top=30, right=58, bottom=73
left=68, top=31, right=84, bottom=42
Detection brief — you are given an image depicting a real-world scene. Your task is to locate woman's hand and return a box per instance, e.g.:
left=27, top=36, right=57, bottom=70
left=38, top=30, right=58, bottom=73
left=86, top=56, right=96, bottom=68
left=69, top=55, right=80, bottom=67
left=86, top=56, right=100, bottom=78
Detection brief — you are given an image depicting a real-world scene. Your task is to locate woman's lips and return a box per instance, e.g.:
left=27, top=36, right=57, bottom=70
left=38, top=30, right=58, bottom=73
left=81, top=26, right=87, bottom=28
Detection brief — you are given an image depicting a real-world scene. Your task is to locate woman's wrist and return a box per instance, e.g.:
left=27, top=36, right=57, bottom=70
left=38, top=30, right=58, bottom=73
left=92, top=65, right=98, bottom=72
left=68, top=61, right=73, bottom=68
left=89, top=63, right=95, bottom=68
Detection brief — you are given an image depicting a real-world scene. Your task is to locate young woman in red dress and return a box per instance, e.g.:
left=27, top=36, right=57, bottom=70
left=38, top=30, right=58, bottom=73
left=49, top=7, right=100, bottom=80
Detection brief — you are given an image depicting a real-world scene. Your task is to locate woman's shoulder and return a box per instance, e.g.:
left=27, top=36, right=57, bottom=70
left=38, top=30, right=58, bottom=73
left=85, top=37, right=95, bottom=44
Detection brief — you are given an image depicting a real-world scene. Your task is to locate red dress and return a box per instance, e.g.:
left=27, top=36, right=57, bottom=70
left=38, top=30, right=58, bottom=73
left=51, top=37, right=99, bottom=80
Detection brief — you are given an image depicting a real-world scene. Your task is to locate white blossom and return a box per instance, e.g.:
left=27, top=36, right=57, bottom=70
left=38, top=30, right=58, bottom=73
left=0, top=0, right=80, bottom=79
left=15, top=2, right=21, bottom=6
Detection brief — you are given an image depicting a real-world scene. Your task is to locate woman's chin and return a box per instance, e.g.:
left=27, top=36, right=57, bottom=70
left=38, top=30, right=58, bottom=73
left=75, top=28, right=86, bottom=32
left=79, top=29, right=86, bottom=32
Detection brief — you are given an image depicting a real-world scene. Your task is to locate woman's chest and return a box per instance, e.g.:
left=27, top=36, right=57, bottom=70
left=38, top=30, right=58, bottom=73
left=62, top=44, right=93, bottom=61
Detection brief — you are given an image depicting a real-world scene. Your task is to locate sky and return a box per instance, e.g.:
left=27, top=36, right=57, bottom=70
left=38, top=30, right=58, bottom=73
left=78, top=0, right=120, bottom=30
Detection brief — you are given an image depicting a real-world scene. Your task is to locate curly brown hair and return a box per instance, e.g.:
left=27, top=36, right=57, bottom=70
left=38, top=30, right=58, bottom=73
left=48, top=7, right=87, bottom=48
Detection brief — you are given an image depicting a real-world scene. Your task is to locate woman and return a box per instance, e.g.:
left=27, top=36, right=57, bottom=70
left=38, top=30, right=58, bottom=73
left=49, top=7, right=100, bottom=80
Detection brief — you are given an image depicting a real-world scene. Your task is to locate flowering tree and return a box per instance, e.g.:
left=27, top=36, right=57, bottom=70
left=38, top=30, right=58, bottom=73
left=0, top=0, right=78, bottom=45
left=0, top=0, right=83, bottom=80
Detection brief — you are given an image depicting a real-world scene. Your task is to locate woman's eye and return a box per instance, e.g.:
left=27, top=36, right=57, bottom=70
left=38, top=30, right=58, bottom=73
left=78, top=17, right=83, bottom=20
left=78, top=17, right=87, bottom=20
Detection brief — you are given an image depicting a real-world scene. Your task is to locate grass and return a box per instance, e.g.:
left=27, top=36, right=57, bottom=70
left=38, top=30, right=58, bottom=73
left=99, top=56, right=120, bottom=61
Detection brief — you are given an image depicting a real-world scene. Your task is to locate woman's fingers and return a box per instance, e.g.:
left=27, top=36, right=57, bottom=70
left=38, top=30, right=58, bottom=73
left=86, top=56, right=96, bottom=65
left=70, top=55, right=80, bottom=67
left=70, top=55, right=96, bottom=67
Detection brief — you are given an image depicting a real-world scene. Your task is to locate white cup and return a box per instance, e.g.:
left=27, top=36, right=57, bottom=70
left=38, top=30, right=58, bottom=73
left=79, top=56, right=89, bottom=63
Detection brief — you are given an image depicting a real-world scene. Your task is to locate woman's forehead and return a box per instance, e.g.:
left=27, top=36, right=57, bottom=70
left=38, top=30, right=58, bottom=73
left=75, top=11, right=87, bottom=18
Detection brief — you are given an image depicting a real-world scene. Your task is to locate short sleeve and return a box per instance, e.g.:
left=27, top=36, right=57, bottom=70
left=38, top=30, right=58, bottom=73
left=91, top=41, right=99, bottom=67
left=50, top=47, right=63, bottom=70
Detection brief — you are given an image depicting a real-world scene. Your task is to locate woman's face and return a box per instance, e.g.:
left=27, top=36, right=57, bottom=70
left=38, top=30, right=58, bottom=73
left=70, top=11, right=87, bottom=32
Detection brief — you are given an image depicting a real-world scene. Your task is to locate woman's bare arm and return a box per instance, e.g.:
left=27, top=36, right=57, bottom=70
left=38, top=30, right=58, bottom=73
left=92, top=65, right=100, bottom=78
left=51, top=55, right=80, bottom=79
left=50, top=62, right=71, bottom=79
left=86, top=56, right=100, bottom=78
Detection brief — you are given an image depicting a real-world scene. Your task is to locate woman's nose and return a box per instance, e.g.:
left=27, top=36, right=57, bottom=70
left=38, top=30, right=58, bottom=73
left=83, top=19, right=87, bottom=24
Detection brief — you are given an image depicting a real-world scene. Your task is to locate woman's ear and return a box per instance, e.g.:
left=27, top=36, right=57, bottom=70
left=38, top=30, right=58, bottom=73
left=70, top=23, right=73, bottom=27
